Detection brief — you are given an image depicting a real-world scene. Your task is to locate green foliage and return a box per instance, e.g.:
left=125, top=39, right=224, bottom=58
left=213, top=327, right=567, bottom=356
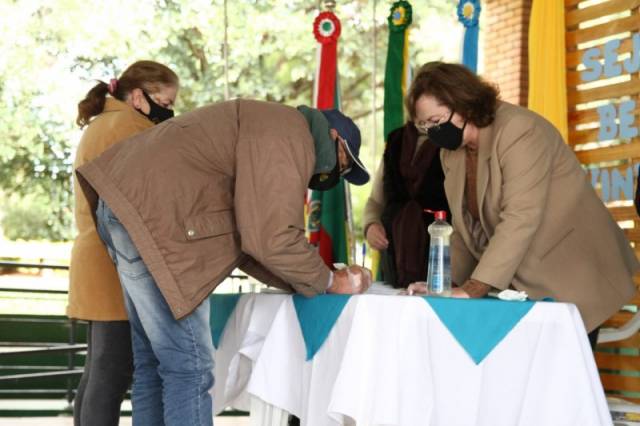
left=0, top=0, right=459, bottom=242
left=1, top=191, right=72, bottom=241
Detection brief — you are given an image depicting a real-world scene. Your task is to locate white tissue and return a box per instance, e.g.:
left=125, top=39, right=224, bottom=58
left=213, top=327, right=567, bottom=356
left=496, top=289, right=528, bottom=301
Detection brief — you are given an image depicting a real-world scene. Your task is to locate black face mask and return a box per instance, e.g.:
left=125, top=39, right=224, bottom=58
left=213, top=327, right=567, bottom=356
left=308, top=140, right=341, bottom=191
left=427, top=111, right=467, bottom=151
left=140, top=91, right=174, bottom=124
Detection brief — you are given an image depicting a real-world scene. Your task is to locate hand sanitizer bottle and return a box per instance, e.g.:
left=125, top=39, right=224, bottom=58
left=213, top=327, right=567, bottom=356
left=426, top=210, right=452, bottom=297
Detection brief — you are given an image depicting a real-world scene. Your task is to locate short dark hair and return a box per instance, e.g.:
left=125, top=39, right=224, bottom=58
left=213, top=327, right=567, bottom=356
left=405, top=62, right=500, bottom=128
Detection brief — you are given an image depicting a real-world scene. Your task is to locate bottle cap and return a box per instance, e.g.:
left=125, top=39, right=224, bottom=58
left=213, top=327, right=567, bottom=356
left=423, top=209, right=447, bottom=221
left=434, top=210, right=447, bottom=221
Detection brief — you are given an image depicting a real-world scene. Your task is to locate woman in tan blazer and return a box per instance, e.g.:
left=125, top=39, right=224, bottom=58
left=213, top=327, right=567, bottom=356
left=405, top=62, right=639, bottom=348
left=68, top=60, right=178, bottom=426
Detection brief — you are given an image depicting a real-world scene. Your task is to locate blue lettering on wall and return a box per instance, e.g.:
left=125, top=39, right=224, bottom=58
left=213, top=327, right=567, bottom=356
left=620, top=100, right=639, bottom=140
left=597, top=103, right=618, bottom=140
left=603, top=39, right=623, bottom=78
left=623, top=33, right=640, bottom=74
left=580, top=47, right=602, bottom=82
left=589, top=164, right=640, bottom=203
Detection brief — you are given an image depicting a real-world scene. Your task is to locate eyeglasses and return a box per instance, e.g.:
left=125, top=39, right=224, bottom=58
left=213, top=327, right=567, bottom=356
left=415, top=111, right=453, bottom=133
left=415, top=117, right=444, bottom=134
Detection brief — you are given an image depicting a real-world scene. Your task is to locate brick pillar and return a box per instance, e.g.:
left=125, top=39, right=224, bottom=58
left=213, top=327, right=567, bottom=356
left=482, top=0, right=532, bottom=106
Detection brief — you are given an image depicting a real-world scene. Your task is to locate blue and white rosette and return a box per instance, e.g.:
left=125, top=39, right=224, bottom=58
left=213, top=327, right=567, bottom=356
left=457, top=0, right=481, bottom=73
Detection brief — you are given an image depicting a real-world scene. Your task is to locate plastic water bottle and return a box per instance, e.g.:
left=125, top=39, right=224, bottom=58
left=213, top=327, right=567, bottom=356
left=426, top=210, right=452, bottom=297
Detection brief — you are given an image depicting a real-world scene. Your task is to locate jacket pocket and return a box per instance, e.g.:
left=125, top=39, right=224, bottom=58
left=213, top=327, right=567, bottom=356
left=183, top=210, right=234, bottom=241
left=536, top=226, right=574, bottom=261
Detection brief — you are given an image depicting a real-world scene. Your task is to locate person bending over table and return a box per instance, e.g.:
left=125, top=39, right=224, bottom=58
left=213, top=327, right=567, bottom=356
left=76, top=100, right=372, bottom=426
left=405, top=61, right=639, bottom=349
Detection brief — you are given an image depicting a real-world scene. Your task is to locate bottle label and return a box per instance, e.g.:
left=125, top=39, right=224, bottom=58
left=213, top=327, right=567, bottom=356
left=427, top=237, right=450, bottom=294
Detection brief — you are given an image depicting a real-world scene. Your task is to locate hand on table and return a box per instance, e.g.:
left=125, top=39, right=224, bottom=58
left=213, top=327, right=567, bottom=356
left=328, top=265, right=372, bottom=294
left=365, top=223, right=389, bottom=250
left=404, top=282, right=428, bottom=295
left=451, top=287, right=470, bottom=298
left=404, top=282, right=470, bottom=298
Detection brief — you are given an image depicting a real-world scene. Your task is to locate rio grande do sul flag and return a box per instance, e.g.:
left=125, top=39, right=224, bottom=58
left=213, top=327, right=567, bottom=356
left=307, top=10, right=350, bottom=267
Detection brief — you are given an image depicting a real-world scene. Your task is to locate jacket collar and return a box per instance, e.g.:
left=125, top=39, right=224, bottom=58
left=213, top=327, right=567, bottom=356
left=475, top=120, right=494, bottom=223
left=442, top=105, right=502, bottom=244
left=103, top=97, right=131, bottom=113
left=442, top=146, right=467, bottom=242
left=103, top=97, right=153, bottom=126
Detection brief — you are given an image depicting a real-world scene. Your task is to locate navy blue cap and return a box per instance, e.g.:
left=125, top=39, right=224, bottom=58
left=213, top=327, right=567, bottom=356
left=321, top=109, right=370, bottom=186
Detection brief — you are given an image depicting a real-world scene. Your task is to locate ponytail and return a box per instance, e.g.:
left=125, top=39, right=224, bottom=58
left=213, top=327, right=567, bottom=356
left=76, top=81, right=110, bottom=128
left=76, top=60, right=179, bottom=128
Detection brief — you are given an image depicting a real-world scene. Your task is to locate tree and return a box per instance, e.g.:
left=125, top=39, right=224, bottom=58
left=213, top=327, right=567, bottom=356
left=0, top=0, right=459, bottom=241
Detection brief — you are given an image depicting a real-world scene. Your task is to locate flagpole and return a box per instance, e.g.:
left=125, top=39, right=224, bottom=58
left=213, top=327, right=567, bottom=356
left=323, top=0, right=356, bottom=265
left=322, top=0, right=355, bottom=265
left=223, top=0, right=230, bottom=100
left=371, top=0, right=378, bottom=164
left=308, top=1, right=355, bottom=267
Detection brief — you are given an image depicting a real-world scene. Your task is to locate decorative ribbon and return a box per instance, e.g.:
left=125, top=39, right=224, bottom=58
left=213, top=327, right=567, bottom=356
left=457, top=0, right=481, bottom=73
left=308, top=9, right=349, bottom=267
left=313, top=11, right=341, bottom=109
left=383, top=1, right=412, bottom=141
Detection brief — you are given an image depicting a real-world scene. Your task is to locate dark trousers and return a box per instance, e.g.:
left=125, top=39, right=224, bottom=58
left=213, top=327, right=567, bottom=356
left=74, top=320, right=133, bottom=426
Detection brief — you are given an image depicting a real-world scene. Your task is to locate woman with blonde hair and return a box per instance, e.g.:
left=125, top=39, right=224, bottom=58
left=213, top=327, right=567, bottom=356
left=68, top=60, right=179, bottom=426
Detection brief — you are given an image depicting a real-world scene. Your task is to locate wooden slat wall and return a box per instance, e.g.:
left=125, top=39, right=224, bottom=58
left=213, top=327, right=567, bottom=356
left=566, top=0, right=640, bottom=403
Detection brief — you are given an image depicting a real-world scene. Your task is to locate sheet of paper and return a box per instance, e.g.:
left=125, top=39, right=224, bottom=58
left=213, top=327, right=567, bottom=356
left=366, top=281, right=403, bottom=296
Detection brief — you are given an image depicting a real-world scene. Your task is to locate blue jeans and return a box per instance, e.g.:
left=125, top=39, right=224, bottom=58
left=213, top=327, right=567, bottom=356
left=96, top=199, right=214, bottom=426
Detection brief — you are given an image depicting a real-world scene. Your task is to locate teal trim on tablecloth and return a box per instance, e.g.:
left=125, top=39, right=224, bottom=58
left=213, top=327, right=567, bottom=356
left=423, top=297, right=535, bottom=364
left=293, top=294, right=352, bottom=360
left=210, top=293, right=242, bottom=348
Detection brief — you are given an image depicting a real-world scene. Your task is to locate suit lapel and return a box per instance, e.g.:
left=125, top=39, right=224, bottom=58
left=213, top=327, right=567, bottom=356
left=442, top=147, right=474, bottom=248
left=476, top=125, right=494, bottom=232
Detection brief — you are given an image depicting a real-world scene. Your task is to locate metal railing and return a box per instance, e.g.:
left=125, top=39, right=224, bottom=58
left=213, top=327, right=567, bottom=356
left=0, top=259, right=250, bottom=416
left=0, top=260, right=83, bottom=411
left=0, top=261, right=69, bottom=271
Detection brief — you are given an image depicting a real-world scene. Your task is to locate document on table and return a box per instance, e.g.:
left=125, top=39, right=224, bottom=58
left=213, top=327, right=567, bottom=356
left=366, top=281, right=403, bottom=295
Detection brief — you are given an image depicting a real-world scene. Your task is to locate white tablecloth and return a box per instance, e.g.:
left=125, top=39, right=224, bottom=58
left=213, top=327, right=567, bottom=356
left=214, top=294, right=612, bottom=426
left=213, top=293, right=289, bottom=414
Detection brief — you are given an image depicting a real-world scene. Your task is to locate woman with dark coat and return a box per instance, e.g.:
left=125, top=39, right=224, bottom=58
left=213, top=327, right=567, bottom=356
left=364, top=122, right=450, bottom=288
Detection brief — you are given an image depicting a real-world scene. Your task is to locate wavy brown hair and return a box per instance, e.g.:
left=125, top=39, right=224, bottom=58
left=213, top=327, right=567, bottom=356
left=76, top=60, right=179, bottom=128
left=405, top=62, right=500, bottom=128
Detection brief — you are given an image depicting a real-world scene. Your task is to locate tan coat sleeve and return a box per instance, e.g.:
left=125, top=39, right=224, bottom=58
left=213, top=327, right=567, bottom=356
left=233, top=126, right=331, bottom=296
left=471, top=116, right=553, bottom=289
left=363, top=158, right=385, bottom=234
left=238, top=255, right=294, bottom=293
